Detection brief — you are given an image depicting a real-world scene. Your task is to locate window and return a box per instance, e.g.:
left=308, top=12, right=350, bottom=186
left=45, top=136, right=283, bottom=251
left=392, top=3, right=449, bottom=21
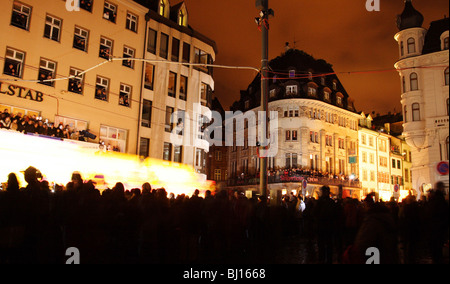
left=402, top=76, right=406, bottom=92
left=286, top=85, right=297, bottom=95
left=139, top=138, right=150, bottom=158
left=159, top=0, right=166, bottom=17
left=73, top=26, right=89, bottom=52
left=323, top=89, right=331, bottom=101
left=165, top=106, right=174, bottom=132
left=179, top=75, right=188, bottom=100
left=182, top=42, right=190, bottom=63
left=171, top=38, right=180, bottom=62
left=445, top=67, right=449, bottom=86
left=11, top=1, right=31, bottom=30
left=336, top=96, right=343, bottom=106
left=174, top=146, right=182, bottom=163
left=361, top=134, right=366, bottom=145
left=410, top=72, right=418, bottom=91
left=214, top=169, right=221, bottom=181
left=292, top=130, right=298, bottom=141
left=289, top=70, right=295, bottom=78
left=400, top=41, right=404, bottom=56
left=404, top=105, right=408, bottom=123
left=443, top=37, right=449, bottom=50
left=80, top=0, right=93, bottom=12
left=362, top=152, right=367, bottom=163
left=178, top=10, right=185, bottom=26
left=99, top=37, right=113, bottom=60
left=68, top=68, right=84, bottom=94
left=38, top=58, right=56, bottom=87
left=147, top=28, right=157, bottom=54
left=100, top=125, right=127, bottom=153
left=370, top=153, right=374, bottom=164
left=103, top=1, right=117, bottom=23
left=285, top=153, right=297, bottom=168
left=3, top=47, right=25, bottom=78
left=397, top=160, right=401, bottom=169
left=95, top=76, right=109, bottom=101
left=407, top=37, right=416, bottom=54
left=215, top=151, right=222, bottom=161
left=163, top=142, right=172, bottom=161
left=412, top=103, right=420, bottom=121
left=44, top=15, right=62, bottom=42
left=126, top=12, right=138, bottom=32
left=168, top=72, right=177, bottom=98
left=285, top=130, right=291, bottom=141
left=119, top=84, right=131, bottom=107
left=141, top=100, right=152, bottom=128
left=144, top=63, right=155, bottom=90
left=392, top=158, right=396, bottom=169
left=369, top=136, right=374, bottom=147
left=122, top=46, right=135, bottom=69
left=194, top=48, right=211, bottom=73
left=200, top=83, right=211, bottom=106
left=308, top=86, right=317, bottom=97
left=159, top=33, right=169, bottom=59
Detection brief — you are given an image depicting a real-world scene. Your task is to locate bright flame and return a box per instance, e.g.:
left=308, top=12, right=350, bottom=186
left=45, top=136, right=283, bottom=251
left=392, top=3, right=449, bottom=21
left=0, top=130, right=213, bottom=196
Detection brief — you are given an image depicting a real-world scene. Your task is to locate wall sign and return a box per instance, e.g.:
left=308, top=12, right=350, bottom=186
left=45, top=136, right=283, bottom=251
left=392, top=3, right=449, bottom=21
left=0, top=81, right=44, bottom=102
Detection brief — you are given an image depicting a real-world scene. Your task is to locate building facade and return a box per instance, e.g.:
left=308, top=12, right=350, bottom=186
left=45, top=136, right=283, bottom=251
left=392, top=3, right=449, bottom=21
left=0, top=0, right=216, bottom=175
left=227, top=49, right=362, bottom=198
left=394, top=0, right=449, bottom=196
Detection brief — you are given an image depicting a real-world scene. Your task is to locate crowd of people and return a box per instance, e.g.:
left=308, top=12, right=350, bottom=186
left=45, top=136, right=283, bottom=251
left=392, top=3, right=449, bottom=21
left=1, top=109, right=79, bottom=140
left=0, top=166, right=448, bottom=264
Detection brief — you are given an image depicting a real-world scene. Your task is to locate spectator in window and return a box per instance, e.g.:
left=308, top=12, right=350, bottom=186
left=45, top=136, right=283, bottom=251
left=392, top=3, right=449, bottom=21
left=0, top=116, right=11, bottom=129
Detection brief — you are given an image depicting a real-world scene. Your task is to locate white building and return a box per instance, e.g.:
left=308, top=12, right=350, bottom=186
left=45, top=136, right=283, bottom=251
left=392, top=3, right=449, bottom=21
left=227, top=49, right=362, bottom=198
left=394, top=0, right=449, bottom=196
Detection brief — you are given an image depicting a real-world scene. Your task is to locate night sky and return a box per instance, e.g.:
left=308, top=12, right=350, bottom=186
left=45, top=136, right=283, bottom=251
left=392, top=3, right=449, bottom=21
left=182, top=0, right=448, bottom=114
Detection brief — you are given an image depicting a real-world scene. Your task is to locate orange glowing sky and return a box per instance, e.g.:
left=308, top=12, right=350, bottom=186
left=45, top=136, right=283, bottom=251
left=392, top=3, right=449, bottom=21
left=183, top=0, right=449, bottom=114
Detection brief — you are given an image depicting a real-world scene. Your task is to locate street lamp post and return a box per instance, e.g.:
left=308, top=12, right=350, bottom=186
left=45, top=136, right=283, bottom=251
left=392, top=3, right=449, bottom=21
left=256, top=0, right=273, bottom=197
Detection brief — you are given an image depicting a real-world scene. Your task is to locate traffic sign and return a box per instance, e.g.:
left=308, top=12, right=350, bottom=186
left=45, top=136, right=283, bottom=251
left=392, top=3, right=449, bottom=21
left=437, top=161, right=449, bottom=175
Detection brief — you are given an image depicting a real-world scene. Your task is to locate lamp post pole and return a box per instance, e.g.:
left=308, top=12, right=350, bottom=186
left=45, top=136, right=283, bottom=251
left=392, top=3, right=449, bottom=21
left=257, top=0, right=270, bottom=197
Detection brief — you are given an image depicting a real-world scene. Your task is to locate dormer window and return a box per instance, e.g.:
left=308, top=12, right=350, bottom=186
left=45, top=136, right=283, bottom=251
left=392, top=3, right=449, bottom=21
left=159, top=0, right=169, bottom=18
left=289, top=70, right=295, bottom=78
left=178, top=7, right=188, bottom=27
left=308, top=86, right=317, bottom=97
left=332, top=80, right=337, bottom=91
left=286, top=85, right=297, bottom=95
left=336, top=92, right=344, bottom=106
left=320, top=76, right=326, bottom=85
left=323, top=88, right=331, bottom=101
left=308, top=72, right=313, bottom=80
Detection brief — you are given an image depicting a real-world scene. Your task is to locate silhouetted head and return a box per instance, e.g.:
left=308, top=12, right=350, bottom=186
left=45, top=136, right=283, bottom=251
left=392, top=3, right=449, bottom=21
left=23, top=166, right=39, bottom=184
left=320, top=185, right=331, bottom=198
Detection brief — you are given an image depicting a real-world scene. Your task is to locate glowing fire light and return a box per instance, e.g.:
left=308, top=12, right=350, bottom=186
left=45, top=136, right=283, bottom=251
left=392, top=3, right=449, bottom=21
left=0, top=130, right=214, bottom=196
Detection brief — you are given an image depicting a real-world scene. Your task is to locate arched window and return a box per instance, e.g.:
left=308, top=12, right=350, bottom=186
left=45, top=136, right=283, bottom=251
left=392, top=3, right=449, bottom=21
left=407, top=38, right=416, bottom=54
left=412, top=103, right=420, bottom=121
left=404, top=105, right=408, bottom=123
left=402, top=76, right=406, bottom=92
left=445, top=67, right=449, bottom=86
left=444, top=37, right=449, bottom=50
left=410, top=72, right=418, bottom=91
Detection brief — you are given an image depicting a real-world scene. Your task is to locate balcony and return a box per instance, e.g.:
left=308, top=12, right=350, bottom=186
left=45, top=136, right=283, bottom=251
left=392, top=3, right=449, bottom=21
left=228, top=170, right=361, bottom=188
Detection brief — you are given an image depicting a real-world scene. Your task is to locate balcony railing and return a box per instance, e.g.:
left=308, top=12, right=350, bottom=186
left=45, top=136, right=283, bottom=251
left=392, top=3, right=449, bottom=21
left=228, top=171, right=361, bottom=188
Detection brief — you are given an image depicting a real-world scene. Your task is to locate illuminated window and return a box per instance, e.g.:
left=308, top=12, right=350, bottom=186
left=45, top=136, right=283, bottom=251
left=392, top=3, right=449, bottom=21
left=68, top=67, right=84, bottom=94
left=99, top=37, right=113, bottom=60
left=73, top=26, right=89, bottom=52
left=168, top=72, right=177, bottom=98
left=179, top=75, right=188, bottom=101
left=103, top=1, right=117, bottom=23
left=95, top=76, right=109, bottom=101
left=144, top=63, right=154, bottom=90
left=11, top=1, right=31, bottom=31
left=38, top=58, right=57, bottom=87
left=286, top=85, right=297, bottom=95
left=122, top=46, right=135, bottom=69
left=100, top=125, right=127, bottom=153
left=3, top=47, right=25, bottom=78
left=119, top=83, right=131, bottom=107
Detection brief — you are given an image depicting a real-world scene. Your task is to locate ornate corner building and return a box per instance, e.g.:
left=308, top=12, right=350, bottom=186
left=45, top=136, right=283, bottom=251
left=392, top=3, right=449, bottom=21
left=394, top=0, right=449, bottom=196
